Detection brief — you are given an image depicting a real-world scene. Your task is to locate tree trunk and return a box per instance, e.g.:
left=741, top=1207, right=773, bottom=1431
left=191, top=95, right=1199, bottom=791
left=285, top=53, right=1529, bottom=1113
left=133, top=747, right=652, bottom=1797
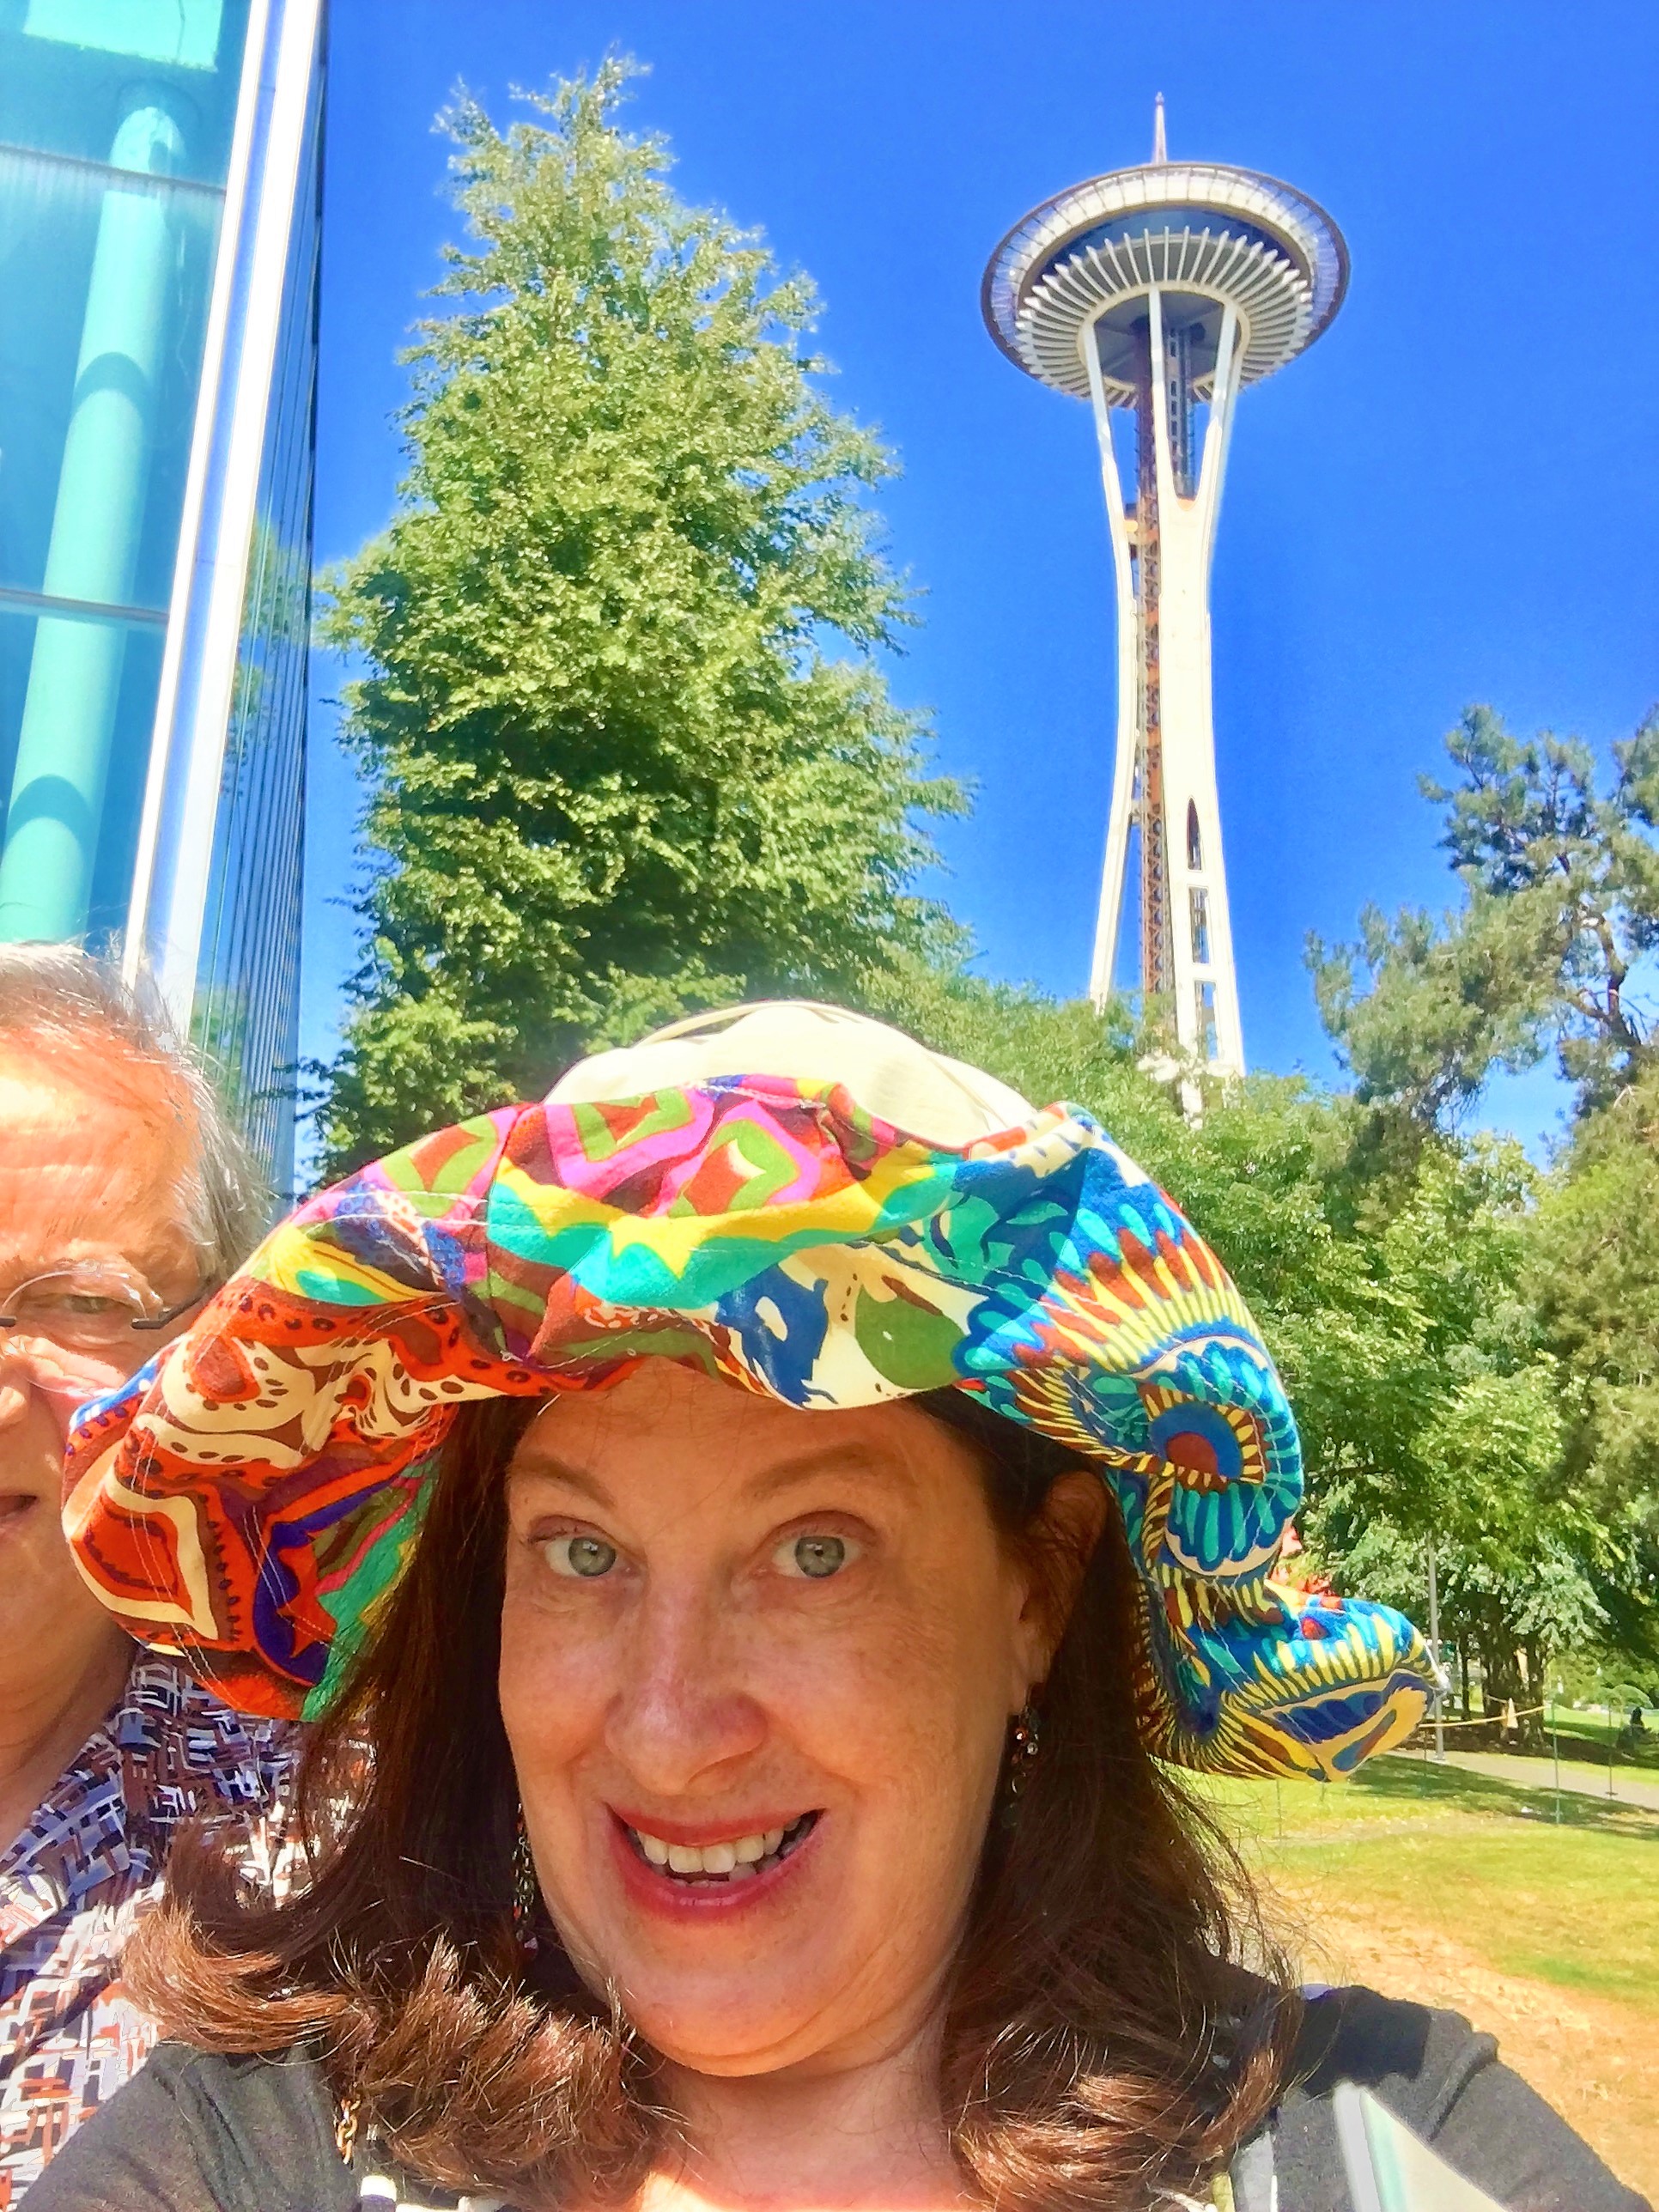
left=1520, top=1639, right=1549, bottom=1753
left=1474, top=1618, right=1526, bottom=1751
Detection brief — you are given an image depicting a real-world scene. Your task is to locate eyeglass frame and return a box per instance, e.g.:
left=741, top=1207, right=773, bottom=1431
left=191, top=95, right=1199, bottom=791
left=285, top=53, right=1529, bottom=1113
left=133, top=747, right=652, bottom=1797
left=0, top=1264, right=219, bottom=1341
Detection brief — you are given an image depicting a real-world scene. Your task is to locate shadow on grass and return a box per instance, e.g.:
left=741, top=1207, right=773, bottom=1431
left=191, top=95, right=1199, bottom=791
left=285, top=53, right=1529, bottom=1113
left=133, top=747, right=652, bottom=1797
left=1350, top=1754, right=1659, bottom=1839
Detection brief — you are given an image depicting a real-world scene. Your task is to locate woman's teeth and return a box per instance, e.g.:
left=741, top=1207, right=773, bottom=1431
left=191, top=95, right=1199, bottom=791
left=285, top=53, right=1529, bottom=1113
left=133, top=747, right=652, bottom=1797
left=628, top=1814, right=817, bottom=1882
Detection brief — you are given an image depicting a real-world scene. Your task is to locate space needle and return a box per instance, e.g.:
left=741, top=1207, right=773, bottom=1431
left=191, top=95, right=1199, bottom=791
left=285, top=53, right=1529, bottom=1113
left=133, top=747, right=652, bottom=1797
left=982, top=100, right=1347, bottom=1078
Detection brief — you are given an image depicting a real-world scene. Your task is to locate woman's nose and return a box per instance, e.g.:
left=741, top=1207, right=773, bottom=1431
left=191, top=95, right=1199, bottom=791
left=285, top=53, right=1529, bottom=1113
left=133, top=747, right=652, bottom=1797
left=605, top=1581, right=766, bottom=1792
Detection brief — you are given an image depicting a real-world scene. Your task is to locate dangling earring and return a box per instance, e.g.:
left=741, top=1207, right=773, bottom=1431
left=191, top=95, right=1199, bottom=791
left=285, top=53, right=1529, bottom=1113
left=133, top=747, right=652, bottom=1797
left=512, top=1807, right=540, bottom=1955
left=1006, top=1698, right=1042, bottom=1803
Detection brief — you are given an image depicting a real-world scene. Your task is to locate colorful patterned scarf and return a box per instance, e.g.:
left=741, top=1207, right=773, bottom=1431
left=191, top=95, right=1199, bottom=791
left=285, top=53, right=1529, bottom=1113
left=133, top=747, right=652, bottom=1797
left=64, top=1076, right=1431, bottom=1777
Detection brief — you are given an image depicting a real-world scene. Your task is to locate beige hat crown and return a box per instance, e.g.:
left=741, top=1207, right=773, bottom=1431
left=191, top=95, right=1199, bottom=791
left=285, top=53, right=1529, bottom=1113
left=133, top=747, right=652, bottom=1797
left=548, top=1000, right=1035, bottom=1148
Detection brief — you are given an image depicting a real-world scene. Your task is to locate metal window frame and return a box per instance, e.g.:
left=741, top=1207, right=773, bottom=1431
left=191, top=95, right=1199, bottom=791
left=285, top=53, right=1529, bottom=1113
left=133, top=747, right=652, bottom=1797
left=122, top=0, right=323, bottom=1022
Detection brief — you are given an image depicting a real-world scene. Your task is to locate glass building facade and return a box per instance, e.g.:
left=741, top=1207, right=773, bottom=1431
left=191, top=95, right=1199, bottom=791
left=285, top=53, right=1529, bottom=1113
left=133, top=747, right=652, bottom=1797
left=0, top=0, right=324, bottom=1194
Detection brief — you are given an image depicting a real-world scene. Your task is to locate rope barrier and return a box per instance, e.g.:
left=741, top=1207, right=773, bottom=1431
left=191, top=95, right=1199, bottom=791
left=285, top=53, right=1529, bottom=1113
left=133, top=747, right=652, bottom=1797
left=1417, top=1703, right=1548, bottom=1729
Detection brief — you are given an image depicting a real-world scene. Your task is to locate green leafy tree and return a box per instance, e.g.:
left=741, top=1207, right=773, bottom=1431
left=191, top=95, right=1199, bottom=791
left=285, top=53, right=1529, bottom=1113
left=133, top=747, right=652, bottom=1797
left=1527, top=1068, right=1659, bottom=1663
left=319, top=63, right=962, bottom=1174
left=1277, top=1136, right=1603, bottom=1744
left=1310, top=703, right=1659, bottom=1130
left=1303, top=702, right=1659, bottom=1705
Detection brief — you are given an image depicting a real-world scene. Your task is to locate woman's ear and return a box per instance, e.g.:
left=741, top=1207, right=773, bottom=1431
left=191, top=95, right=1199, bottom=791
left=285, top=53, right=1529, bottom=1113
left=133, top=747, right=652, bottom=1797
left=1014, top=1470, right=1109, bottom=1689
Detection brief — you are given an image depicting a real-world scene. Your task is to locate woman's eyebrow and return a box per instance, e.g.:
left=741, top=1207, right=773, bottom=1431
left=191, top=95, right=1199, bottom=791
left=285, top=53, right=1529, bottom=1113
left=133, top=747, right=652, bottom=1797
left=0, top=1238, right=126, bottom=1274
left=506, top=1455, right=615, bottom=1509
left=744, top=1446, right=913, bottom=1505
left=506, top=1443, right=913, bottom=1510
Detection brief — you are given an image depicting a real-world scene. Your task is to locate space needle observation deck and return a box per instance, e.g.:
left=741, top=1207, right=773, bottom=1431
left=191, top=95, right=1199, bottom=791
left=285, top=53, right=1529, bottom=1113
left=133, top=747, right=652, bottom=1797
left=982, top=100, right=1347, bottom=1080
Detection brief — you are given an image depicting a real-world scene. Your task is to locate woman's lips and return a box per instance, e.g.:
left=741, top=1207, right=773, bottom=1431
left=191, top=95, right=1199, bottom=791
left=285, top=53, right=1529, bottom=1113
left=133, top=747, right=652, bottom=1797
left=607, top=1807, right=823, bottom=1914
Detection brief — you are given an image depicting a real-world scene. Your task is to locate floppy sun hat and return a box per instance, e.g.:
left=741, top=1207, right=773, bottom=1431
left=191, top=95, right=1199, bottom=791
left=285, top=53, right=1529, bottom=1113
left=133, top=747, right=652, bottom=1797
left=64, top=1002, right=1432, bottom=1779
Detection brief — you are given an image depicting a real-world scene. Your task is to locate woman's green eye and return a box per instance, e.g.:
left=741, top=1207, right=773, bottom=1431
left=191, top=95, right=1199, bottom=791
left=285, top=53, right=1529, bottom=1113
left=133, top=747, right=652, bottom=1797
left=544, top=1535, right=618, bottom=1579
left=780, top=1534, right=851, bottom=1579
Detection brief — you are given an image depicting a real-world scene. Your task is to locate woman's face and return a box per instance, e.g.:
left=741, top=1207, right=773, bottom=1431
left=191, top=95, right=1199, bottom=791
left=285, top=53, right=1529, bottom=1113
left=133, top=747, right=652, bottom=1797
left=498, top=1360, right=1071, bottom=2081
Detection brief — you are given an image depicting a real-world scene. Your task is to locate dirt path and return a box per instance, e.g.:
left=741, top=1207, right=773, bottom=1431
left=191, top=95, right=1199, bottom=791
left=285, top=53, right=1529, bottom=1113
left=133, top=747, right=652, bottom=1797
left=1274, top=1877, right=1659, bottom=2204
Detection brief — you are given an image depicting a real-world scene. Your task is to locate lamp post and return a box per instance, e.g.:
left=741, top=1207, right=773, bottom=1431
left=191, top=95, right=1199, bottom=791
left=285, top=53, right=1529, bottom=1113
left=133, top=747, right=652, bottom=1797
left=1425, top=1540, right=1445, bottom=1761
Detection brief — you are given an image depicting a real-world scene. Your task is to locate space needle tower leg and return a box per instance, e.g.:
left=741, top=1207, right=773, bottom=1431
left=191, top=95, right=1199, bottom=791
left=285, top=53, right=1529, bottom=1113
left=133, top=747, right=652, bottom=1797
left=1085, top=325, right=1140, bottom=1010
left=1151, top=294, right=1247, bottom=1077
left=1085, top=293, right=1247, bottom=1079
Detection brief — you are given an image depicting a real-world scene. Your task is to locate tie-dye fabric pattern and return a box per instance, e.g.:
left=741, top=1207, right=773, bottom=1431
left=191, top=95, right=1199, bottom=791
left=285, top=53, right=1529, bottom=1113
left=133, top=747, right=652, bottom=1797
left=64, top=1077, right=1432, bottom=1778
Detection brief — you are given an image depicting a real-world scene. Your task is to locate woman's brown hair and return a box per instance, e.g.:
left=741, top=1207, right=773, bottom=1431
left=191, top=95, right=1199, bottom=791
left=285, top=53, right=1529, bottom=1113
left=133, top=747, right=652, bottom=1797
left=130, top=1389, right=1301, bottom=2209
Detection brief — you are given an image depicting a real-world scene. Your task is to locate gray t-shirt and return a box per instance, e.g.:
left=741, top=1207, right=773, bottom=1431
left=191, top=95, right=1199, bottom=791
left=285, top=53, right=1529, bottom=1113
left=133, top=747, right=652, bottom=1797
left=19, top=1987, right=1650, bottom=2212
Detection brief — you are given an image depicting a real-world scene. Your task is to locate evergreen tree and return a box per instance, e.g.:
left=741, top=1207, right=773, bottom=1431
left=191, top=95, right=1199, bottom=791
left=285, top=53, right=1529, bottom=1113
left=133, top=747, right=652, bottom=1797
left=1309, top=704, right=1659, bottom=1130
left=1302, top=704, right=1659, bottom=1693
left=319, top=64, right=962, bottom=1174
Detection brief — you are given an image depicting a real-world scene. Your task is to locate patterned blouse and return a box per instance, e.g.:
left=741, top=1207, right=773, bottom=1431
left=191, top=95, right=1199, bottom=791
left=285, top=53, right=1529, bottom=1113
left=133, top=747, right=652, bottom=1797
left=0, top=1652, right=295, bottom=2207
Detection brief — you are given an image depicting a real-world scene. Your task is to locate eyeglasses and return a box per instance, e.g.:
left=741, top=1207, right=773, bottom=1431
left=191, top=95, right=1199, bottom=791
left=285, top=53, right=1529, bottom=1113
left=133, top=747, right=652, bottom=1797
left=0, top=1266, right=211, bottom=1358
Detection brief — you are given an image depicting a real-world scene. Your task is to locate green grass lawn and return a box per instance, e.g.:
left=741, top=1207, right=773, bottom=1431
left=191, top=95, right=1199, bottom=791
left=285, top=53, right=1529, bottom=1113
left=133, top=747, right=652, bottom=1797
left=1187, top=1754, right=1659, bottom=2198
left=1192, top=1755, right=1659, bottom=2012
left=1543, top=1708, right=1659, bottom=1771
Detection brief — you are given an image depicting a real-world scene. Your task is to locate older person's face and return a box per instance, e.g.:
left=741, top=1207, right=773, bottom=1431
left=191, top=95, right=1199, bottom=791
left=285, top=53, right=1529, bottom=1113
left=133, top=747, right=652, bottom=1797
left=0, top=1046, right=201, bottom=1680
left=500, top=1361, right=1085, bottom=2084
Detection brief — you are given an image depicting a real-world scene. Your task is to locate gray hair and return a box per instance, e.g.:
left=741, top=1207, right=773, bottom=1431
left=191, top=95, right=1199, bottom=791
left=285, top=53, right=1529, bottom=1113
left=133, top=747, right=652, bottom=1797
left=0, top=944, right=270, bottom=1285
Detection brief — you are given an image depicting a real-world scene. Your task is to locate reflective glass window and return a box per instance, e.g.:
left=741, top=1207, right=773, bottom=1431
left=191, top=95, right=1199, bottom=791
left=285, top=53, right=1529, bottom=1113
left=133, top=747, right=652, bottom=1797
left=0, top=603, right=164, bottom=941
left=1195, top=980, right=1218, bottom=1063
left=0, top=0, right=252, bottom=944
left=1189, top=885, right=1211, bottom=968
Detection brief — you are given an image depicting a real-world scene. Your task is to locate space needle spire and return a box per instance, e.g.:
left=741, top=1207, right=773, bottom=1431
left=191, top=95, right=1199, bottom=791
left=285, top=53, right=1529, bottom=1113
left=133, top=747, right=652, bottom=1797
left=982, top=109, right=1347, bottom=1079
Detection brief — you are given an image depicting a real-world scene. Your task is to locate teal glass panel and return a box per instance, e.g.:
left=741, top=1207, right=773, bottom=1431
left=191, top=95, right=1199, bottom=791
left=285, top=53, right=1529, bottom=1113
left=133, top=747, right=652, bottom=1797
left=0, top=1, right=247, bottom=179
left=0, top=603, right=164, bottom=943
left=0, top=0, right=252, bottom=944
left=0, top=145, right=222, bottom=609
left=23, top=0, right=223, bottom=70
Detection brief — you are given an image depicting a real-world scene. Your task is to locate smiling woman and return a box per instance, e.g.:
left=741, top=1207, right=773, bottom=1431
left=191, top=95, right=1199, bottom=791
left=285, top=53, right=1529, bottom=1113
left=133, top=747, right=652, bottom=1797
left=499, top=1374, right=1118, bottom=2102
left=118, top=1372, right=1278, bottom=2208
left=25, top=1005, right=1647, bottom=2212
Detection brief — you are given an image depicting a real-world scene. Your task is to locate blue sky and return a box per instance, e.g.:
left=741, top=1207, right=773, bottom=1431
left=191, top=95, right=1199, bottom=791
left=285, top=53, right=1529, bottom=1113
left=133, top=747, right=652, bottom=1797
left=304, top=0, right=1659, bottom=1146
